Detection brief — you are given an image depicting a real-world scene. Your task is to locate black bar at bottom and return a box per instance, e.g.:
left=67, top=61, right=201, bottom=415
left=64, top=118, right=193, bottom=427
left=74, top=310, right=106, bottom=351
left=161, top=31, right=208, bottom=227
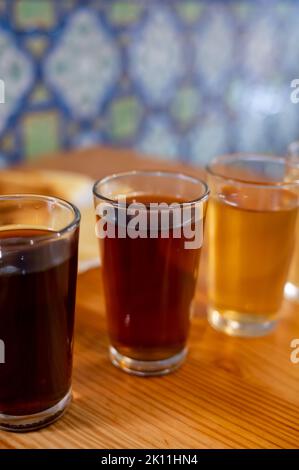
left=0, top=449, right=298, bottom=465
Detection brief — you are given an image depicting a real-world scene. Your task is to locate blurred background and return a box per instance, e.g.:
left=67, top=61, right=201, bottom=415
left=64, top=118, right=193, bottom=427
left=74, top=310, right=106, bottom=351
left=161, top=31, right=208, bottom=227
left=0, top=0, right=299, bottom=167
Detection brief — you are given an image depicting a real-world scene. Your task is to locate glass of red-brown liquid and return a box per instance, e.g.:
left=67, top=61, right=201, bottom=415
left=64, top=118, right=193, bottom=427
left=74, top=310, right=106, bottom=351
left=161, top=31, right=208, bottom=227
left=0, top=195, right=80, bottom=431
left=93, top=171, right=209, bottom=376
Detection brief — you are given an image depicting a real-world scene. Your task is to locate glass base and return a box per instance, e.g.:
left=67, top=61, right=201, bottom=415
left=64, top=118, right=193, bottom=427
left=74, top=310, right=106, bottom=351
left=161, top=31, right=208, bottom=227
left=208, top=308, right=277, bottom=337
left=109, top=346, right=187, bottom=376
left=284, top=282, right=299, bottom=302
left=0, top=389, right=72, bottom=432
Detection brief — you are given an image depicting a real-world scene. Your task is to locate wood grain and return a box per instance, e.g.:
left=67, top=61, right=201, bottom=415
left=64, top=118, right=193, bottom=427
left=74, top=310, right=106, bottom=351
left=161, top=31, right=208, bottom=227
left=0, top=146, right=298, bottom=449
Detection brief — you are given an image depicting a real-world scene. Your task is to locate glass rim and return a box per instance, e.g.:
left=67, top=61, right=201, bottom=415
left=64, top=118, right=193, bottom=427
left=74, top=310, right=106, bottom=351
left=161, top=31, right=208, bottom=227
left=206, top=153, right=299, bottom=189
left=93, top=170, right=210, bottom=208
left=0, top=194, right=81, bottom=243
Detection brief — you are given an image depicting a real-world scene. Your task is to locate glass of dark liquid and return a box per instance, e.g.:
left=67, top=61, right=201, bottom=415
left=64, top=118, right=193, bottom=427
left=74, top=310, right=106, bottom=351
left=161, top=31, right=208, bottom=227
left=0, top=195, right=80, bottom=431
left=93, top=171, right=209, bottom=376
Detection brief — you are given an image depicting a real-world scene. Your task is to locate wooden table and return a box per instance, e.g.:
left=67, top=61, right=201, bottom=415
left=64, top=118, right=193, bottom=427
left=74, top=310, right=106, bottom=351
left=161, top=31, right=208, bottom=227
left=1, top=147, right=299, bottom=449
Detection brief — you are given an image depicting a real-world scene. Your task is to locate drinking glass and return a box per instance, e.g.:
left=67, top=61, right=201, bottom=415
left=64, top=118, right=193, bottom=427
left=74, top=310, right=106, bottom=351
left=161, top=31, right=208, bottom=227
left=0, top=195, right=80, bottom=431
left=285, top=141, right=299, bottom=301
left=207, top=154, right=299, bottom=337
left=93, top=171, right=209, bottom=376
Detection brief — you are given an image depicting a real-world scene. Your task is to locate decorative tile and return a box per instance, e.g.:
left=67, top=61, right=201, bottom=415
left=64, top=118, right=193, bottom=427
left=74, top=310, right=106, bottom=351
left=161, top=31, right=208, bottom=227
left=45, top=10, right=121, bottom=118
left=29, top=84, right=51, bottom=105
left=71, top=130, right=102, bottom=149
left=58, top=0, right=77, bottom=14
left=243, top=15, right=279, bottom=80
left=176, top=1, right=204, bottom=24
left=171, top=85, right=201, bottom=127
left=137, top=116, right=180, bottom=160
left=107, top=2, right=143, bottom=26
left=129, top=7, right=184, bottom=105
left=22, top=112, right=60, bottom=159
left=188, top=111, right=230, bottom=164
left=68, top=121, right=80, bottom=137
left=282, top=13, right=299, bottom=72
left=14, top=0, right=55, bottom=29
left=107, top=96, right=142, bottom=141
left=25, top=37, right=49, bottom=57
left=0, top=28, right=33, bottom=134
left=0, top=1, right=299, bottom=165
left=193, top=6, right=235, bottom=90
left=231, top=2, right=254, bottom=20
left=1, top=133, right=14, bottom=153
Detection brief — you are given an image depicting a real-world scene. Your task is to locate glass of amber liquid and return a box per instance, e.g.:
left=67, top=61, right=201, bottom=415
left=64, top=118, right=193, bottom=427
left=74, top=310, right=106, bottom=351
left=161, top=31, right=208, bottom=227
left=285, top=141, right=299, bottom=301
left=0, top=195, right=80, bottom=431
left=207, top=154, right=299, bottom=337
left=93, top=171, right=209, bottom=376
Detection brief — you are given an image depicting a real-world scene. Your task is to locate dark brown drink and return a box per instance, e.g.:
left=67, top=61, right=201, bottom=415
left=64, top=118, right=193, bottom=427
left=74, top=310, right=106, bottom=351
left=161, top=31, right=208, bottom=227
left=99, top=195, right=203, bottom=363
left=0, top=228, right=79, bottom=417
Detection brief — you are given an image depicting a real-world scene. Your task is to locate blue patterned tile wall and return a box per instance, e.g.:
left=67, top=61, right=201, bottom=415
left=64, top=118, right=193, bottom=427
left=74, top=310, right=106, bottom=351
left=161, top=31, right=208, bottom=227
left=0, top=0, right=299, bottom=167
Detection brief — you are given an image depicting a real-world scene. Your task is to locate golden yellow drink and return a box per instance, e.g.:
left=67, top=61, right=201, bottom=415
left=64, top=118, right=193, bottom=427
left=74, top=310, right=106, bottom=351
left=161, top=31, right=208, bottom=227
left=287, top=218, right=299, bottom=290
left=285, top=151, right=299, bottom=300
left=208, top=184, right=298, bottom=335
